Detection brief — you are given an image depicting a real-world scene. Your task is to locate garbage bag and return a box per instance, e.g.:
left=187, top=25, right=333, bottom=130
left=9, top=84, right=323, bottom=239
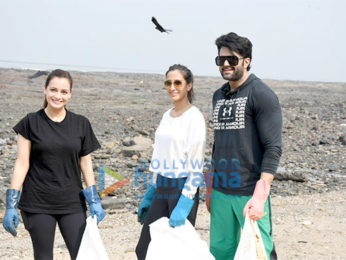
left=76, top=216, right=109, bottom=260
left=146, top=217, right=214, bottom=260
left=234, top=213, right=267, bottom=260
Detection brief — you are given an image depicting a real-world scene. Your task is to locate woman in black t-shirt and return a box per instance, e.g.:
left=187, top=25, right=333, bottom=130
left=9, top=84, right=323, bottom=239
left=2, top=69, right=105, bottom=260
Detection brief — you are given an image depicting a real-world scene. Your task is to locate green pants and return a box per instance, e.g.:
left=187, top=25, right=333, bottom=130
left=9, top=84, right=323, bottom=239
left=210, top=189, right=277, bottom=260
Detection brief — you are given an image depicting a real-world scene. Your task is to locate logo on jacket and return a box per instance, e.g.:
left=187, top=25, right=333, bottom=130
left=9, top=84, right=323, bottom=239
left=222, top=106, right=232, bottom=117
left=213, top=97, right=248, bottom=130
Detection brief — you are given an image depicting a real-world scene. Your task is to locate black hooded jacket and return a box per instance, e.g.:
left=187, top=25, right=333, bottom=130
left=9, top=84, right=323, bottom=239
left=212, top=74, right=282, bottom=195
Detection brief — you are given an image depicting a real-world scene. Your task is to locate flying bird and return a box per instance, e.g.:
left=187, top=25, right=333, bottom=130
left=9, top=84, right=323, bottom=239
left=28, top=70, right=50, bottom=79
left=151, top=17, right=172, bottom=34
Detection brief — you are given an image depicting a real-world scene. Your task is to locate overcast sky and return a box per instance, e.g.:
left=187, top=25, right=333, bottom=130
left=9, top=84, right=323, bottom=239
left=1, top=0, right=345, bottom=82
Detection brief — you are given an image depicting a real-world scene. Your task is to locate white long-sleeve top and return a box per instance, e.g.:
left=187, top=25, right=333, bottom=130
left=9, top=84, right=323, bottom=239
left=149, top=105, right=206, bottom=199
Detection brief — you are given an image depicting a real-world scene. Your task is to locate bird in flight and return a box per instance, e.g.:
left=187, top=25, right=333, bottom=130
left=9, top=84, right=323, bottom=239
left=151, top=17, right=172, bottom=34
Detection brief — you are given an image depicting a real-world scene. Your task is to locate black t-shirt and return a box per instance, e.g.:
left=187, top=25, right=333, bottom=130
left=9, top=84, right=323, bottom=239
left=13, top=109, right=101, bottom=214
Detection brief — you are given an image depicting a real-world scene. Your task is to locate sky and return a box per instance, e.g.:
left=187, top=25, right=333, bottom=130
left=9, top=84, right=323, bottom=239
left=0, top=0, right=345, bottom=82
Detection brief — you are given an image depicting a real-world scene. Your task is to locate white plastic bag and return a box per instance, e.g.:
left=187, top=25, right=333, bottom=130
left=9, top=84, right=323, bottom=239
left=76, top=216, right=109, bottom=260
left=234, top=213, right=267, bottom=260
left=146, top=217, right=214, bottom=260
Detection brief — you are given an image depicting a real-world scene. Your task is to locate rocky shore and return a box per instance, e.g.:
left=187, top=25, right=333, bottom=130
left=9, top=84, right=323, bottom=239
left=0, top=68, right=345, bottom=259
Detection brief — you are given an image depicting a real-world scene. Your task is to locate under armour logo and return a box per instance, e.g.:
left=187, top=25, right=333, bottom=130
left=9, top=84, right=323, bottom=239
left=222, top=106, right=232, bottom=117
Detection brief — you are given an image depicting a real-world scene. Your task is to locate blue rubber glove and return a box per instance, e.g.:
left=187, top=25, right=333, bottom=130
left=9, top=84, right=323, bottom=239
left=137, top=184, right=156, bottom=224
left=3, top=189, right=20, bottom=236
left=82, top=185, right=105, bottom=225
left=169, top=194, right=194, bottom=227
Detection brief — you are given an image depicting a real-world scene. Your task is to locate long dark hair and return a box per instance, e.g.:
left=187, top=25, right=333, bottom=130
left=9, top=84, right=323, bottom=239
left=165, top=64, right=194, bottom=103
left=43, top=69, right=73, bottom=108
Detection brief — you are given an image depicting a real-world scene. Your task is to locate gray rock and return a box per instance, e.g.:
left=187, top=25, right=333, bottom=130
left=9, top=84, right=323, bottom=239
left=0, top=138, right=6, bottom=146
left=133, top=136, right=152, bottom=149
left=275, top=169, right=308, bottom=182
left=131, top=125, right=150, bottom=136
left=276, top=166, right=287, bottom=174
left=121, top=149, right=140, bottom=157
left=101, top=197, right=126, bottom=210
left=94, top=153, right=111, bottom=159
left=122, top=137, right=135, bottom=147
left=339, top=134, right=346, bottom=145
left=138, top=129, right=150, bottom=136
left=121, top=136, right=153, bottom=158
left=319, top=139, right=329, bottom=145
left=0, top=190, right=5, bottom=205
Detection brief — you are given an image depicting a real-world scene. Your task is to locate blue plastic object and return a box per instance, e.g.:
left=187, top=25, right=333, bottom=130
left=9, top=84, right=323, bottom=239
left=3, top=189, right=20, bottom=236
left=169, top=194, right=194, bottom=227
left=137, top=184, right=156, bottom=224
left=82, top=185, right=105, bottom=224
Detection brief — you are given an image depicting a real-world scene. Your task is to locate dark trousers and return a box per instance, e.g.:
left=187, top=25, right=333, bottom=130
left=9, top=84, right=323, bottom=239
left=135, top=175, right=200, bottom=260
left=21, top=211, right=86, bottom=260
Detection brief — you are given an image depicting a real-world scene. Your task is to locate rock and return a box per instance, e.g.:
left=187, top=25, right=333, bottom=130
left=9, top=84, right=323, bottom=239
left=285, top=123, right=294, bottom=129
left=121, top=136, right=153, bottom=158
left=131, top=125, right=150, bottom=136
left=0, top=209, right=5, bottom=223
left=0, top=190, right=6, bottom=205
left=126, top=161, right=136, bottom=168
left=276, top=166, right=287, bottom=174
left=101, top=197, right=126, bottom=210
left=57, top=244, right=67, bottom=249
left=138, top=129, right=150, bottom=136
left=121, top=149, right=140, bottom=157
left=319, top=139, right=329, bottom=145
left=275, top=169, right=308, bottom=182
left=0, top=138, right=6, bottom=146
left=94, top=153, right=111, bottom=159
left=133, top=136, right=152, bottom=149
left=126, top=117, right=135, bottom=123
left=105, top=141, right=116, bottom=149
left=339, top=132, right=346, bottom=145
left=122, top=137, right=135, bottom=147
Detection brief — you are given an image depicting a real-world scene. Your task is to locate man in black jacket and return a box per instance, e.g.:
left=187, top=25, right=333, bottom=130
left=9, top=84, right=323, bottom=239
left=207, top=32, right=282, bottom=260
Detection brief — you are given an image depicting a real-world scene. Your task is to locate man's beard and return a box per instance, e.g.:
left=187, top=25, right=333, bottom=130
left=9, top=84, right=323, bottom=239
left=220, top=60, right=245, bottom=81
left=221, top=67, right=244, bottom=81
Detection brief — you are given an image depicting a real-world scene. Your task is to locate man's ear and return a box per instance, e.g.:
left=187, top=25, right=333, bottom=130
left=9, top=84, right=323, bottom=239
left=244, top=57, right=251, bottom=70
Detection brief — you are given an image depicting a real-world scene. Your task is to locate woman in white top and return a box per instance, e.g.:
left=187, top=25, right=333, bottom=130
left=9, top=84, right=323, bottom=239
left=135, top=64, right=206, bottom=259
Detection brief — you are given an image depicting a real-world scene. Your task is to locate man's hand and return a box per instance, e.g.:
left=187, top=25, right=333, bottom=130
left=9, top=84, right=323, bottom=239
left=243, top=179, right=270, bottom=220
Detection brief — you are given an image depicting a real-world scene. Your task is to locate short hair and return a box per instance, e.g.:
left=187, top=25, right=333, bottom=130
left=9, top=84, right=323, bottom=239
left=215, top=32, right=253, bottom=71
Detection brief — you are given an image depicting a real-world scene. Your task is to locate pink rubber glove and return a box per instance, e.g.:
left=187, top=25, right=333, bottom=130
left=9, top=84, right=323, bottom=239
left=243, top=179, right=270, bottom=220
